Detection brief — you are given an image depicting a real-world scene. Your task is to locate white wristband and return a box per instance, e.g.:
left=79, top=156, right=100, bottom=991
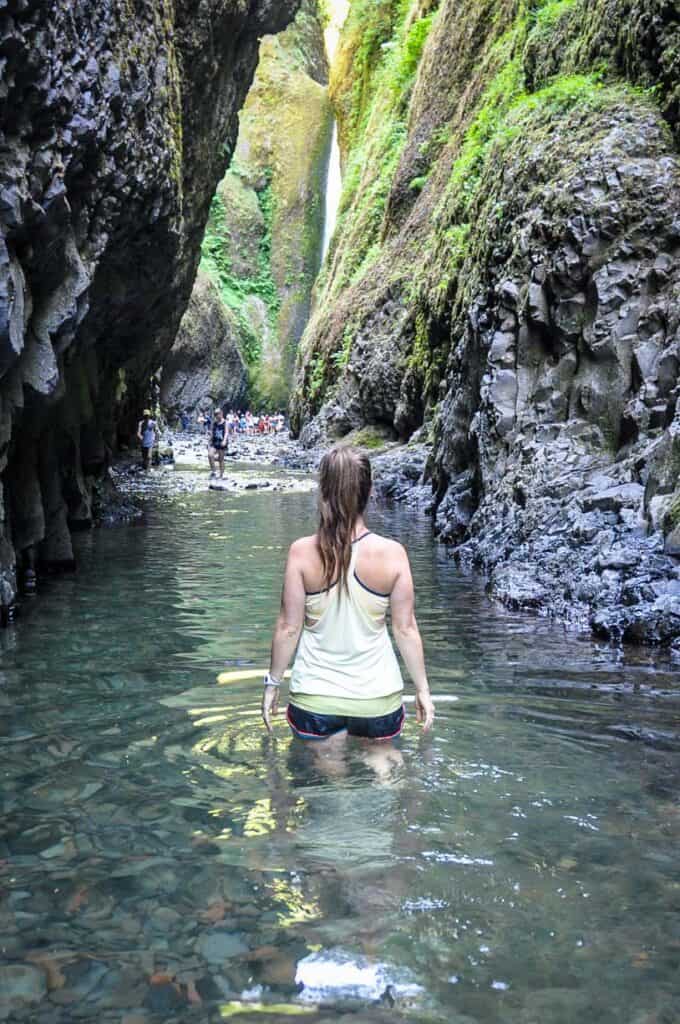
left=263, top=672, right=281, bottom=688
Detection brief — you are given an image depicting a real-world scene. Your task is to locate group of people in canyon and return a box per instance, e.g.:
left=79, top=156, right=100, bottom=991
left=202, top=408, right=286, bottom=478
left=138, top=405, right=287, bottom=476
left=196, top=408, right=286, bottom=437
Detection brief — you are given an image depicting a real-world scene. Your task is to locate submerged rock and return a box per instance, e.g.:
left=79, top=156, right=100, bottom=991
left=0, top=963, right=47, bottom=1012
left=198, top=931, right=249, bottom=964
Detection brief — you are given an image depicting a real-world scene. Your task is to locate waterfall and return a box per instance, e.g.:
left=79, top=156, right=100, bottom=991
left=321, top=118, right=342, bottom=264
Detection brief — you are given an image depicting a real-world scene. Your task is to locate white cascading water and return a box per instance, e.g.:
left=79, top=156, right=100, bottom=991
left=321, top=118, right=342, bottom=264
left=320, top=0, right=348, bottom=266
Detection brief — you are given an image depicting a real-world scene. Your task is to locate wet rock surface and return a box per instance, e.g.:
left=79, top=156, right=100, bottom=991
left=160, top=271, right=248, bottom=422
left=0, top=0, right=301, bottom=618
left=291, top=0, right=680, bottom=648
left=94, top=431, right=317, bottom=517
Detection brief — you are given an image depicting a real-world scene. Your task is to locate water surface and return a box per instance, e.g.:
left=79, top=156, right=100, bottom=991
left=1, top=471, right=680, bottom=1023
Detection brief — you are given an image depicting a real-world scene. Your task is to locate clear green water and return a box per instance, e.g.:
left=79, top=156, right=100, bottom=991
left=1, top=475, right=680, bottom=1023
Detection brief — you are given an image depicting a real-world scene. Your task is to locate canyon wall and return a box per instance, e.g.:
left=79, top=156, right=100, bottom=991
left=162, top=0, right=331, bottom=417
left=0, top=0, right=300, bottom=614
left=292, top=0, right=680, bottom=644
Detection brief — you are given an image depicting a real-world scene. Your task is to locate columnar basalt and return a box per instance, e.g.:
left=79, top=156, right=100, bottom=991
left=0, top=0, right=300, bottom=614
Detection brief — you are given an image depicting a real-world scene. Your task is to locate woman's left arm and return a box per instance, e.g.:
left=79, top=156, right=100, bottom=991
left=262, top=541, right=306, bottom=732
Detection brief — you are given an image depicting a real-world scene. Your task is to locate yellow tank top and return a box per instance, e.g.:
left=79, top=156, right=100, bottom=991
left=289, top=534, right=404, bottom=708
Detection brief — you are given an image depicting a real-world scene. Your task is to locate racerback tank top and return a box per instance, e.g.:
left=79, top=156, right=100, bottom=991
left=289, top=534, right=404, bottom=703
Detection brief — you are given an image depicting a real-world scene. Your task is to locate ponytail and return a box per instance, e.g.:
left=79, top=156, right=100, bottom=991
left=317, top=446, right=372, bottom=591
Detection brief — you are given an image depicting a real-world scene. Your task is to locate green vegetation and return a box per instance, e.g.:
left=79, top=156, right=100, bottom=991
left=292, top=0, right=676, bottom=432
left=665, top=491, right=680, bottom=532
left=529, top=0, right=576, bottom=31
left=308, top=351, right=327, bottom=401
left=331, top=323, right=354, bottom=372
left=325, top=1, right=440, bottom=292
left=440, top=66, right=620, bottom=222
left=342, top=425, right=393, bottom=449
left=391, top=10, right=436, bottom=95
left=200, top=179, right=278, bottom=366
left=190, top=0, right=332, bottom=410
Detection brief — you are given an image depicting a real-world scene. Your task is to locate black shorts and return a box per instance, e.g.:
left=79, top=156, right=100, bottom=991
left=287, top=703, right=405, bottom=741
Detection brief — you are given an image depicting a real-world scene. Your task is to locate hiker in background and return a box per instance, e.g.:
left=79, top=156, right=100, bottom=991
left=137, top=409, right=157, bottom=470
left=208, top=407, right=229, bottom=478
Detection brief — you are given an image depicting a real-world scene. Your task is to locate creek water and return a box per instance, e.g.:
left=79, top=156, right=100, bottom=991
left=1, top=464, right=680, bottom=1023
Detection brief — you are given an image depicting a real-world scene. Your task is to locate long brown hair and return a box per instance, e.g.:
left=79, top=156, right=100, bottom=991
left=317, top=445, right=372, bottom=591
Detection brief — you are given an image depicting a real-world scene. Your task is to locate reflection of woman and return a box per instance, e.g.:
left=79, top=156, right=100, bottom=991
left=262, top=446, right=434, bottom=742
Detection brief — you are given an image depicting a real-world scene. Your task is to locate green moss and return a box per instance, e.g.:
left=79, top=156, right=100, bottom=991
left=343, top=425, right=392, bottom=449
left=444, top=69, right=639, bottom=220
left=316, top=0, right=331, bottom=29
left=529, top=0, right=576, bottom=31
left=297, top=0, right=674, bottom=432
left=330, top=324, right=353, bottom=372
left=200, top=175, right=279, bottom=366
left=324, top=2, right=442, bottom=295
left=665, top=492, right=680, bottom=532
left=307, top=351, right=327, bottom=400
left=334, top=0, right=408, bottom=150
left=391, top=11, right=437, bottom=96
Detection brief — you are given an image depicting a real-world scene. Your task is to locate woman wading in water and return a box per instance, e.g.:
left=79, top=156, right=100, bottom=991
left=262, top=446, right=434, bottom=745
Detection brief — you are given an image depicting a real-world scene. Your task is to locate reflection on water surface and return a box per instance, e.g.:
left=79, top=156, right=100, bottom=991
left=1, top=475, right=679, bottom=1023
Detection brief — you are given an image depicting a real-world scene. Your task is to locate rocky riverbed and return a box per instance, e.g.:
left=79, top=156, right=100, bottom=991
left=371, top=442, right=680, bottom=652
left=94, top=431, right=318, bottom=526
left=96, top=430, right=680, bottom=652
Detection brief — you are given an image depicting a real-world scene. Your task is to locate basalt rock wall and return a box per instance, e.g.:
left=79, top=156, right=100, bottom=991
left=160, top=269, right=248, bottom=419
left=291, top=0, right=680, bottom=645
left=0, top=0, right=299, bottom=613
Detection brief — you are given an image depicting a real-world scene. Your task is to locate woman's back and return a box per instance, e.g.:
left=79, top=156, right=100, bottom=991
left=295, top=530, right=403, bottom=599
left=261, top=445, right=434, bottom=736
left=289, top=531, right=404, bottom=704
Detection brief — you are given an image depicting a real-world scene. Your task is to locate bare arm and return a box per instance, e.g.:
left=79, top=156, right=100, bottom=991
left=262, top=542, right=306, bottom=731
left=390, top=546, right=434, bottom=730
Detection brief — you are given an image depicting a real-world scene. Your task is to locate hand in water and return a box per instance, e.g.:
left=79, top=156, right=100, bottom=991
left=415, top=689, right=435, bottom=731
left=262, top=684, right=280, bottom=733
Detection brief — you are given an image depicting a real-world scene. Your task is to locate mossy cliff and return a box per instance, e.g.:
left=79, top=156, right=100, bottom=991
left=0, top=0, right=300, bottom=615
left=160, top=270, right=248, bottom=420
left=292, top=0, right=680, bottom=645
left=189, top=0, right=332, bottom=410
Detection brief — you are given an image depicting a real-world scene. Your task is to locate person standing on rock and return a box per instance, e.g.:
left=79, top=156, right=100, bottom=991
left=137, top=409, right=157, bottom=470
left=208, top=407, right=229, bottom=478
left=262, top=445, right=435, bottom=749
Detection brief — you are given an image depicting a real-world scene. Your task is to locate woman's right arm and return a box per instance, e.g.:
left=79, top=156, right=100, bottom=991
left=262, top=540, right=306, bottom=733
left=390, top=545, right=435, bottom=731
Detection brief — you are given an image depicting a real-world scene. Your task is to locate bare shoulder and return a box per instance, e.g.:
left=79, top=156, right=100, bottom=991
left=288, top=534, right=318, bottom=559
left=368, top=533, right=408, bottom=560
